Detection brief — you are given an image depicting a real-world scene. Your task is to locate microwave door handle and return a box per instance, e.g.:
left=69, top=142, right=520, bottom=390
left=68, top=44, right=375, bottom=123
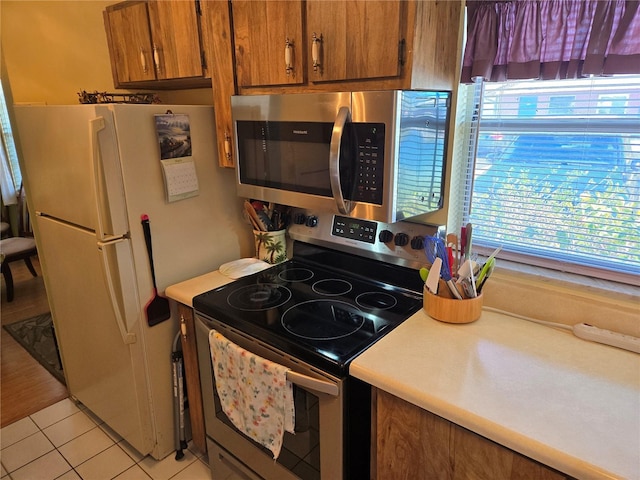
left=286, top=370, right=339, bottom=397
left=329, top=106, right=353, bottom=215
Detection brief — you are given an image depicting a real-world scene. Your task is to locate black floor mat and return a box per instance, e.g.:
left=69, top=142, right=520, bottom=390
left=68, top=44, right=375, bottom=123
left=3, top=313, right=65, bottom=385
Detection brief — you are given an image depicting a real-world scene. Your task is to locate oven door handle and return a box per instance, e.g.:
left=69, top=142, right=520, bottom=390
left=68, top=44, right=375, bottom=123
left=287, top=371, right=339, bottom=397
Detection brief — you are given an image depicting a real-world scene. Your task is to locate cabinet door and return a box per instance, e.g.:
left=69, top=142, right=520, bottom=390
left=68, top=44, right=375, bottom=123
left=104, top=2, right=156, bottom=84
left=306, top=0, right=404, bottom=83
left=177, top=304, right=206, bottom=453
left=200, top=0, right=237, bottom=167
left=233, top=0, right=304, bottom=87
left=375, top=389, right=569, bottom=480
left=147, top=0, right=204, bottom=80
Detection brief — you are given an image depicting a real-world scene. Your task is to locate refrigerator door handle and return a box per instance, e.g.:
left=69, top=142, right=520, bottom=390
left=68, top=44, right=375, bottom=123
left=89, top=116, right=110, bottom=240
left=98, top=237, right=138, bottom=345
left=89, top=116, right=128, bottom=242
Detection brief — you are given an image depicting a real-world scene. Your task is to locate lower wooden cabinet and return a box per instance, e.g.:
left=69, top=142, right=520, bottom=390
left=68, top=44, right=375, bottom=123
left=373, top=389, right=570, bottom=480
left=176, top=303, right=206, bottom=453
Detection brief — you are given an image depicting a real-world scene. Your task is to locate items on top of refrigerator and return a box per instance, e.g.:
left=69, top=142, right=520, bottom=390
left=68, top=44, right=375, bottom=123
left=78, top=89, right=160, bottom=104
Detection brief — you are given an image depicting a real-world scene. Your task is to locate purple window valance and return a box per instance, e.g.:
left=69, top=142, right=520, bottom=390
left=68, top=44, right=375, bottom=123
left=461, top=0, right=640, bottom=83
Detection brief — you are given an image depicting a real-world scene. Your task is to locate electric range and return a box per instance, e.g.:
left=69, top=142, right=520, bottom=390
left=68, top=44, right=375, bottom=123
left=193, top=211, right=440, bottom=376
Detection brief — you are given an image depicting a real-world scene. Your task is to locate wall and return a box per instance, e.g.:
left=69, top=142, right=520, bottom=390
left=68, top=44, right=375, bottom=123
left=0, top=1, right=212, bottom=106
left=0, top=1, right=253, bottom=256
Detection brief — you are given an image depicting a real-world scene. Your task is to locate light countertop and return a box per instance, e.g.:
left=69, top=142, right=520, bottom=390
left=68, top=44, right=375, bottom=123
left=165, top=271, right=233, bottom=307
left=166, top=271, right=640, bottom=480
left=351, top=308, right=640, bottom=480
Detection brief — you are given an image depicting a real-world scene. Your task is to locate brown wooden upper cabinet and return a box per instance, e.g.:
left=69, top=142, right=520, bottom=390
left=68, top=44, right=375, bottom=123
left=230, top=0, right=463, bottom=92
left=232, top=0, right=405, bottom=88
left=104, top=0, right=209, bottom=88
left=233, top=1, right=305, bottom=87
left=305, top=1, right=404, bottom=83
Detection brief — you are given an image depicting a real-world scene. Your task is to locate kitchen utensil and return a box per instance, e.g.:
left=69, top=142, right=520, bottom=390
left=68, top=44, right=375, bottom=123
left=141, top=214, right=171, bottom=326
left=464, top=222, right=473, bottom=260
left=243, top=208, right=261, bottom=231
left=476, top=245, right=502, bottom=290
left=456, top=259, right=478, bottom=297
left=459, top=278, right=476, bottom=298
left=419, top=267, right=429, bottom=282
left=476, top=257, right=495, bottom=293
left=485, top=245, right=503, bottom=264
left=424, top=236, right=463, bottom=299
left=446, top=233, right=459, bottom=272
left=425, top=257, right=442, bottom=294
left=456, top=259, right=476, bottom=282
left=446, top=246, right=454, bottom=277
left=244, top=200, right=269, bottom=231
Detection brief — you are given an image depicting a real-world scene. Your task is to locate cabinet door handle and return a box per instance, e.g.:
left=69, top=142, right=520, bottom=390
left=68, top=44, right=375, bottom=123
left=311, top=32, right=322, bottom=73
left=153, top=44, right=161, bottom=74
left=140, top=47, right=148, bottom=74
left=224, top=130, right=232, bottom=162
left=284, top=38, right=293, bottom=76
left=180, top=314, right=187, bottom=340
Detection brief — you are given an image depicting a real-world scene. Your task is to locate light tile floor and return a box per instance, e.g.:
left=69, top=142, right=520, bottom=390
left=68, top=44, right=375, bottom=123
left=0, top=398, right=211, bottom=480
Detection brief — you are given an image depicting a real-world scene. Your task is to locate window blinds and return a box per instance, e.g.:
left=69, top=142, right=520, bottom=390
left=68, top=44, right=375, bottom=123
left=467, top=76, right=640, bottom=285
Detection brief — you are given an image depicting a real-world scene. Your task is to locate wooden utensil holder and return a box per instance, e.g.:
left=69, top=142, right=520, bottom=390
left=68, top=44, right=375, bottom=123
left=423, top=286, right=483, bottom=324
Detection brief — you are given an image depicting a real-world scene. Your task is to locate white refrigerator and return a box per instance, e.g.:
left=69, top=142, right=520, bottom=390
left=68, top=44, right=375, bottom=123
left=14, top=104, right=252, bottom=460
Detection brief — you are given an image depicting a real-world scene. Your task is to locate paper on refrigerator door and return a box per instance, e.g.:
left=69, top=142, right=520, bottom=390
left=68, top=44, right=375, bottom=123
left=161, top=157, right=199, bottom=202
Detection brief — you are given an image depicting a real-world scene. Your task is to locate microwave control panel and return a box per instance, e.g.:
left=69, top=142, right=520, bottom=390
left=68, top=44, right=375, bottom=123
left=352, top=123, right=385, bottom=205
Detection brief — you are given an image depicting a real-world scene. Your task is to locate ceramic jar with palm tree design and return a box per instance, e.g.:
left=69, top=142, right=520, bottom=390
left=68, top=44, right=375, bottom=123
left=253, top=229, right=287, bottom=264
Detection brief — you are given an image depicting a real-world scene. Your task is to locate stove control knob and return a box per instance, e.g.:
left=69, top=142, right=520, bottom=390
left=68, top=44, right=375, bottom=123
left=379, top=229, right=394, bottom=243
left=394, top=233, right=409, bottom=247
left=410, top=235, right=425, bottom=250
left=305, top=215, right=318, bottom=227
left=293, top=213, right=307, bottom=225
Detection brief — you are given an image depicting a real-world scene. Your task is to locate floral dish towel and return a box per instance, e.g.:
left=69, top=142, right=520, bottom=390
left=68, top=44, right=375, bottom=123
left=209, top=330, right=295, bottom=459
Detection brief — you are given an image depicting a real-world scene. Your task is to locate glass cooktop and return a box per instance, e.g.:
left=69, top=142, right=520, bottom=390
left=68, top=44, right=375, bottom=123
left=194, top=242, right=424, bottom=376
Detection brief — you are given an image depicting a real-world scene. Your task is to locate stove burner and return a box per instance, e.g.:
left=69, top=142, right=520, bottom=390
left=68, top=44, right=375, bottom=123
left=312, top=279, right=352, bottom=296
left=278, top=268, right=314, bottom=282
left=356, top=292, right=398, bottom=310
left=281, top=300, right=365, bottom=340
left=227, top=284, right=292, bottom=311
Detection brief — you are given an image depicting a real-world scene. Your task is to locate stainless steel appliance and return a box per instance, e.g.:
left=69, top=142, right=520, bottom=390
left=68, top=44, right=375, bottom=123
left=232, top=91, right=452, bottom=223
left=14, top=104, right=252, bottom=460
left=194, top=210, right=439, bottom=479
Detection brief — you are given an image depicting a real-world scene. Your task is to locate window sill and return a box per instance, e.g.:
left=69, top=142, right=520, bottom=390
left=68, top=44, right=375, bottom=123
left=481, top=259, right=640, bottom=337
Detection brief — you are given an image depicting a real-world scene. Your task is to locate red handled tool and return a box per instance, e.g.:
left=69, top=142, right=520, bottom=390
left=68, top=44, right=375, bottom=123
left=141, top=214, right=171, bottom=326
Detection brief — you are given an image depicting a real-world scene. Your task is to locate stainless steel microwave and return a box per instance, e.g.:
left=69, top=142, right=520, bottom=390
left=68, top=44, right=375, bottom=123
left=232, top=90, right=451, bottom=223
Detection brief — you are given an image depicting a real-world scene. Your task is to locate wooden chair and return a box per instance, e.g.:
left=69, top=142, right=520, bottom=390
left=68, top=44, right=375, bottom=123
left=0, top=236, right=38, bottom=302
left=0, top=184, right=38, bottom=302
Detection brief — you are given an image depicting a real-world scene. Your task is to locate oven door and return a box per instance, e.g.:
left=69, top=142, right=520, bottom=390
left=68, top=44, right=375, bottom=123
left=195, top=313, right=344, bottom=480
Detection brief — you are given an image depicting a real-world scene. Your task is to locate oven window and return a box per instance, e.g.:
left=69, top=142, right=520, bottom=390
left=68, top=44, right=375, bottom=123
left=214, top=384, right=321, bottom=479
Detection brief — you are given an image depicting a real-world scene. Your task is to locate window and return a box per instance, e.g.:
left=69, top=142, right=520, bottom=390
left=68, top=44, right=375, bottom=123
left=465, top=76, right=640, bottom=285
left=0, top=81, right=22, bottom=205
